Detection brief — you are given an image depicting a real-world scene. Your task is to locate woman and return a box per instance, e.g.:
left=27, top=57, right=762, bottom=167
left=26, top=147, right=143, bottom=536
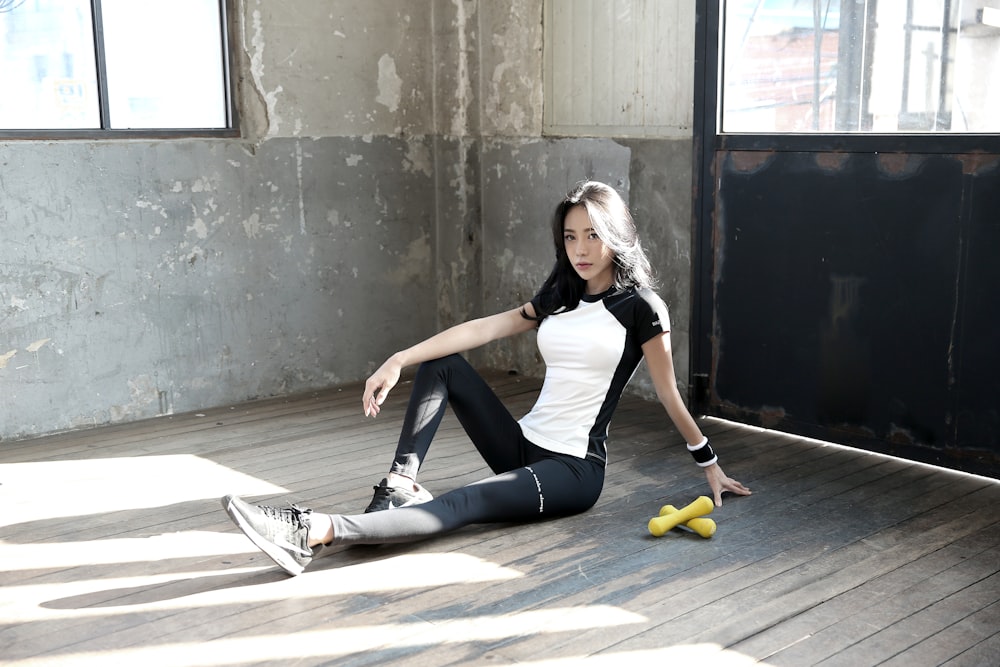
left=222, top=181, right=751, bottom=576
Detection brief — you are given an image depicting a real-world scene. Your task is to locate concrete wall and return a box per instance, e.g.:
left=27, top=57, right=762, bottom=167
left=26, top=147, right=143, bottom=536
left=0, top=0, right=695, bottom=441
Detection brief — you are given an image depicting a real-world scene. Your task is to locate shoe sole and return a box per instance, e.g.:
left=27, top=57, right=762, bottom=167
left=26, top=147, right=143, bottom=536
left=221, top=495, right=306, bottom=576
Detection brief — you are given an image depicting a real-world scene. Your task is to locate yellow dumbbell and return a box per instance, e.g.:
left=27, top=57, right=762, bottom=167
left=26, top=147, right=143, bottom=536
left=647, top=495, right=715, bottom=538
left=657, top=503, right=716, bottom=538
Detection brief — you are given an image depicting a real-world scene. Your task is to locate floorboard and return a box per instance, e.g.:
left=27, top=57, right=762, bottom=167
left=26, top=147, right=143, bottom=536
left=1, top=371, right=998, bottom=666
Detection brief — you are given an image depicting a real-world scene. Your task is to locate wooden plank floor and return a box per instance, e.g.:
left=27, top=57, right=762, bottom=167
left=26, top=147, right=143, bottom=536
left=1, top=371, right=998, bottom=666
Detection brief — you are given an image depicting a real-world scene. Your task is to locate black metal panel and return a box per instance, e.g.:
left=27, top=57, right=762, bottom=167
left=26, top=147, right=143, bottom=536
left=707, top=150, right=1000, bottom=477
left=954, top=166, right=1000, bottom=462
left=691, top=0, right=1000, bottom=479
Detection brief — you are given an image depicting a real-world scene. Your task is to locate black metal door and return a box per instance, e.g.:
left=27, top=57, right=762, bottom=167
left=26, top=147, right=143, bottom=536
left=692, top=1, right=1000, bottom=478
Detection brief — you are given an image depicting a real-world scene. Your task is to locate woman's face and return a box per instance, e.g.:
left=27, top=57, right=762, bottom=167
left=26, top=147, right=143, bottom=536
left=563, top=205, right=616, bottom=294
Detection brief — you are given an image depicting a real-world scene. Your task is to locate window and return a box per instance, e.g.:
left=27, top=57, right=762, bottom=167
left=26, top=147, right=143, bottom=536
left=721, top=0, right=1000, bottom=133
left=0, top=0, right=234, bottom=135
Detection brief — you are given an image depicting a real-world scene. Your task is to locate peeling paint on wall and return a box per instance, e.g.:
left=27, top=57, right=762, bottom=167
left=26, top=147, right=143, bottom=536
left=386, top=233, right=432, bottom=286
left=376, top=54, right=403, bottom=112
left=295, top=141, right=306, bottom=235
left=136, top=199, right=169, bottom=219
left=108, top=375, right=165, bottom=422
left=247, top=6, right=284, bottom=137
left=483, top=1, right=542, bottom=135
left=446, top=1, right=474, bottom=219
left=404, top=138, right=433, bottom=176
left=451, top=0, right=471, bottom=139
left=187, top=219, right=209, bottom=240
left=242, top=213, right=264, bottom=239
left=25, top=338, right=50, bottom=353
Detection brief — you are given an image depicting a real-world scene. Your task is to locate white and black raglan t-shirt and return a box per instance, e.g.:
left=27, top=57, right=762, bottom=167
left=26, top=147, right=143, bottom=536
left=518, top=285, right=671, bottom=465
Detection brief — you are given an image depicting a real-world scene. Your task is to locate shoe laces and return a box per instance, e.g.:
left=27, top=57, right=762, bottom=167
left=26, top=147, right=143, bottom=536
left=365, top=482, right=395, bottom=512
left=260, top=502, right=312, bottom=528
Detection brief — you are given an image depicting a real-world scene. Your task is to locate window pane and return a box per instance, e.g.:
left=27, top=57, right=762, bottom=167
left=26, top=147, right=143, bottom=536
left=721, top=0, right=1000, bottom=134
left=101, top=0, right=227, bottom=129
left=0, top=0, right=100, bottom=129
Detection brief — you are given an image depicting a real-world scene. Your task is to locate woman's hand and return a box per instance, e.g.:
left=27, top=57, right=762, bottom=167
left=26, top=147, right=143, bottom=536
left=363, top=355, right=403, bottom=417
left=703, top=463, right=751, bottom=507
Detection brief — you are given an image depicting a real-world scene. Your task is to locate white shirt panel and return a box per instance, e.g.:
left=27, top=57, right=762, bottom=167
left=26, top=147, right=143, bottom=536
left=518, top=298, right=627, bottom=458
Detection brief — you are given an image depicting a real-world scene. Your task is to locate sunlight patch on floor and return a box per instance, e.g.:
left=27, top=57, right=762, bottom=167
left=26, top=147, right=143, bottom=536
left=0, top=531, right=261, bottom=571
left=1, top=550, right=523, bottom=624
left=0, top=606, right=649, bottom=667
left=0, top=455, right=286, bottom=526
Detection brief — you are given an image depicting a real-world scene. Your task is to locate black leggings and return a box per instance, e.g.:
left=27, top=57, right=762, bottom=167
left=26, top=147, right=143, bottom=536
left=329, top=354, right=605, bottom=545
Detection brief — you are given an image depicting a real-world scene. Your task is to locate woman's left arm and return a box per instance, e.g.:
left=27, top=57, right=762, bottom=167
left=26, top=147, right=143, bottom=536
left=642, top=332, right=752, bottom=506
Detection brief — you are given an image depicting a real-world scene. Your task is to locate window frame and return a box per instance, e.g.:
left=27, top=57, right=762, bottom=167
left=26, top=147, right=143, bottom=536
left=713, top=0, right=1000, bottom=155
left=0, top=0, right=239, bottom=140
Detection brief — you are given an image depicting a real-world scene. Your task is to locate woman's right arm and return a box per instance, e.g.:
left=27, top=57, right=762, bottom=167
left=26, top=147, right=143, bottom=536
left=363, top=303, right=538, bottom=416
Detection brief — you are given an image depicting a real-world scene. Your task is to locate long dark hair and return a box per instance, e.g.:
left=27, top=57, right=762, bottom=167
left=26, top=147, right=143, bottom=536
left=525, top=181, right=656, bottom=321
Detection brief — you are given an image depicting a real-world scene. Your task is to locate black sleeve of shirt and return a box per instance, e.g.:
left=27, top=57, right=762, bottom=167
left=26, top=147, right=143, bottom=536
left=633, top=288, right=671, bottom=345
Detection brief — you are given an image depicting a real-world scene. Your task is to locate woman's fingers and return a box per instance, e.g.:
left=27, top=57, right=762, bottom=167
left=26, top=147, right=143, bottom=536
left=366, top=386, right=383, bottom=417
